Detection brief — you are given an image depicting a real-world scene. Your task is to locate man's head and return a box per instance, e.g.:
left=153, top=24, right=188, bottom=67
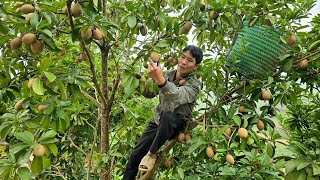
left=176, top=45, right=203, bottom=77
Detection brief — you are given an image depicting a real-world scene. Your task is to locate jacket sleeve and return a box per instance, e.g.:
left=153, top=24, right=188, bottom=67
left=160, top=78, right=199, bottom=105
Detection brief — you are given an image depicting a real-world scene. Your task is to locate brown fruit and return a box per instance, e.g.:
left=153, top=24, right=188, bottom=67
left=179, top=79, right=186, bottom=86
left=15, top=100, right=23, bottom=111
left=261, top=90, right=272, bottom=100
left=80, top=28, right=92, bottom=40
left=150, top=52, right=160, bottom=62
left=33, top=144, right=45, bottom=157
left=143, top=61, right=148, bottom=68
left=60, top=48, right=66, bottom=56
left=69, top=143, right=75, bottom=148
left=178, top=133, right=185, bottom=142
left=298, top=59, right=308, bottom=69
left=92, top=28, right=103, bottom=40
left=172, top=58, right=178, bottom=65
left=238, top=105, right=245, bottom=113
left=63, top=6, right=69, bottom=15
left=224, top=127, right=232, bottom=137
left=199, top=1, right=206, bottom=11
left=25, top=13, right=33, bottom=25
left=238, top=128, right=248, bottom=139
left=184, top=21, right=192, bottom=31
left=28, top=78, right=34, bottom=89
left=226, top=154, right=235, bottom=165
left=278, top=39, right=283, bottom=44
left=206, top=146, right=214, bottom=158
left=210, top=11, right=219, bottom=20
left=168, top=57, right=174, bottom=62
left=15, top=8, right=21, bottom=13
left=288, top=35, right=296, bottom=45
left=14, top=1, right=24, bottom=7
left=31, top=40, right=44, bottom=54
left=10, top=37, right=22, bottom=50
left=114, top=41, right=120, bottom=47
left=22, top=33, right=37, bottom=45
left=264, top=19, right=272, bottom=26
left=179, top=27, right=189, bottom=35
left=38, top=104, right=47, bottom=112
left=257, top=119, right=264, bottom=130
left=5, top=43, right=11, bottom=49
left=20, top=4, right=35, bottom=14
left=76, top=56, right=82, bottom=63
left=185, top=133, right=191, bottom=141
left=79, top=52, right=88, bottom=61
left=71, top=3, right=82, bottom=17
left=139, top=76, right=146, bottom=83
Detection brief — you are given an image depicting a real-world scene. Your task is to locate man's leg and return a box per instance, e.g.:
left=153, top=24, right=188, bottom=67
left=123, top=120, right=158, bottom=180
left=149, top=111, right=185, bottom=154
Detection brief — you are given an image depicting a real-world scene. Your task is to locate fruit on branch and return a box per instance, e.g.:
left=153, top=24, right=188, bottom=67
left=139, top=76, right=146, bottom=83
left=140, top=25, right=148, bottom=36
left=33, top=144, right=45, bottom=157
left=199, top=1, right=206, bottom=11
left=22, top=33, right=37, bottom=45
left=261, top=90, right=272, bottom=100
left=20, top=4, right=35, bottom=14
left=257, top=119, right=264, bottom=130
left=226, top=154, right=235, bottom=165
left=31, top=40, right=44, bottom=54
left=178, top=133, right=185, bottom=142
left=150, top=52, right=160, bottom=62
left=238, top=128, right=248, bottom=139
left=92, top=27, right=103, bottom=40
left=185, top=133, right=191, bottom=141
left=206, top=146, right=214, bottom=158
left=224, top=127, right=232, bottom=137
left=298, top=59, right=308, bottom=69
left=25, top=13, right=33, bottom=25
left=80, top=28, right=92, bottom=40
left=238, top=105, right=245, bottom=113
left=184, top=21, right=192, bottom=31
left=114, top=41, right=120, bottom=47
left=28, top=78, right=34, bottom=89
left=71, top=3, right=82, bottom=17
left=10, top=37, right=22, bottom=50
left=15, top=100, right=23, bottom=111
left=210, top=10, right=219, bottom=20
left=38, top=104, right=47, bottom=112
left=288, top=35, right=296, bottom=45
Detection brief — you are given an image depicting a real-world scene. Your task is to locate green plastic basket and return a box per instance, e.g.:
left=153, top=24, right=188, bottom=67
left=226, top=21, right=291, bottom=79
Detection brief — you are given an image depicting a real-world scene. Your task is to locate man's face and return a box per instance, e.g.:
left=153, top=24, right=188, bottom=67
left=176, top=50, right=198, bottom=76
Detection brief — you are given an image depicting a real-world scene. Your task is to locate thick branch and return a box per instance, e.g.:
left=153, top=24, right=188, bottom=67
left=66, top=0, right=74, bottom=33
left=106, top=64, right=121, bottom=116
left=101, top=45, right=110, bottom=107
left=81, top=90, right=101, bottom=108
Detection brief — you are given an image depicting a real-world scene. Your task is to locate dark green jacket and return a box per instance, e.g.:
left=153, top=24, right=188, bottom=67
left=145, top=70, right=200, bottom=125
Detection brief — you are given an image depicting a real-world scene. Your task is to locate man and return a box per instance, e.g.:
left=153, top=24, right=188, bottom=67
left=123, top=45, right=203, bottom=179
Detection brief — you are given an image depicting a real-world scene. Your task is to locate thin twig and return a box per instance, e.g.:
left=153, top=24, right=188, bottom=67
left=81, top=90, right=102, bottom=108
left=67, top=136, right=87, bottom=156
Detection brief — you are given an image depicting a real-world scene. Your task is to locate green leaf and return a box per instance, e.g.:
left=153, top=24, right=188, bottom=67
left=0, top=20, right=8, bottom=34
left=39, top=130, right=56, bottom=141
left=9, top=143, right=29, bottom=155
left=44, top=72, right=56, bottom=82
left=248, top=16, right=259, bottom=27
left=297, top=161, right=310, bottom=170
left=313, top=165, right=320, bottom=175
left=283, top=60, right=293, bottom=72
left=267, top=143, right=275, bottom=157
left=286, top=160, right=299, bottom=174
left=40, top=34, right=59, bottom=50
left=186, top=140, right=205, bottom=154
left=17, top=167, right=31, bottom=180
left=42, top=12, right=52, bottom=25
left=30, top=13, right=39, bottom=28
left=309, top=40, right=320, bottom=50
left=178, top=168, right=184, bottom=179
left=127, top=15, right=137, bottom=28
left=31, top=156, right=43, bottom=174
left=32, top=78, right=44, bottom=95
left=47, top=144, right=58, bottom=156
left=297, top=171, right=306, bottom=180
left=40, top=58, right=53, bottom=71
left=232, top=115, right=241, bottom=126
left=42, top=156, right=50, bottom=169
left=39, top=29, right=53, bottom=38
left=14, top=131, right=34, bottom=145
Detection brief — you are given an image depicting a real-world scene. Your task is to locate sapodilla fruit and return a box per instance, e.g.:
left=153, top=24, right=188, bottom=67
left=33, top=144, right=45, bottom=157
left=178, top=133, right=185, bottom=142
left=28, top=78, right=34, bottom=89
left=299, top=59, right=308, bottom=69
left=15, top=8, right=21, bottom=13
left=22, top=33, right=36, bottom=45
left=15, top=100, right=23, bottom=111
left=184, top=21, right=192, bottom=31
left=25, top=13, right=33, bottom=25
left=63, top=6, right=68, bottom=15
left=226, top=154, right=235, bottom=165
left=143, top=61, right=148, bottom=68
left=257, top=119, right=264, bottom=130
left=31, top=40, right=44, bottom=54
left=288, top=35, right=296, bottom=45
left=210, top=11, right=219, bottom=20
left=114, top=41, right=120, bottom=47
left=10, top=37, right=22, bottom=50
left=172, top=58, right=178, bottom=65
left=79, top=52, right=88, bottom=61
left=92, top=28, right=103, bottom=40
left=140, top=26, right=148, bottom=36
left=150, top=52, right=160, bottom=62
left=238, top=105, right=245, bottom=113
left=262, top=90, right=272, bottom=100
left=199, top=1, right=205, bottom=11
left=224, top=127, right=232, bottom=137
left=264, top=19, right=272, bottom=26
left=206, top=146, right=214, bottom=158
left=139, top=76, right=146, bottom=83
left=14, top=1, right=24, bottom=7
left=38, top=104, right=46, bottom=112
left=20, top=4, right=35, bottom=14
left=71, top=3, right=82, bottom=17
left=238, top=128, right=248, bottom=139
left=80, top=28, right=92, bottom=40
left=185, top=133, right=191, bottom=141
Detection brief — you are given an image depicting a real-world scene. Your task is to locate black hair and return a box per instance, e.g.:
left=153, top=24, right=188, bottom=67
left=182, top=45, right=203, bottom=64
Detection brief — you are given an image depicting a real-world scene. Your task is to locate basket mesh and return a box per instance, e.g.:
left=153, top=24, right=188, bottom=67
left=226, top=21, right=291, bottom=79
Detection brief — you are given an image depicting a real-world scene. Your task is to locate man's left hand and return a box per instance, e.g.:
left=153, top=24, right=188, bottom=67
left=147, top=58, right=166, bottom=85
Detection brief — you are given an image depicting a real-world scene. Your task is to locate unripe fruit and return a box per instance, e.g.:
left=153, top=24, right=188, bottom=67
left=238, top=128, right=248, bottom=139
left=298, top=59, right=308, bottom=69
left=33, top=144, right=45, bottom=157
left=28, top=78, right=34, bottom=89
left=140, top=26, right=148, bottom=36
left=238, top=105, right=245, bottom=113
left=178, top=133, right=185, bottom=142
left=139, top=76, right=146, bottom=83
left=92, top=28, right=103, bottom=40
left=185, top=133, right=191, bottom=141
left=210, top=11, right=219, bottom=20
left=257, top=119, right=264, bottom=130
left=143, top=61, right=148, bottom=68
left=80, top=28, right=92, bottom=40
left=224, top=127, right=232, bottom=137
left=288, top=35, right=296, bottom=45
left=150, top=52, right=160, bottom=62
left=71, top=3, right=82, bottom=17
left=206, top=146, right=214, bottom=158
left=15, top=100, right=23, bottom=111
left=63, top=6, right=68, bottom=15
left=226, top=154, right=235, bottom=165
left=262, top=90, right=272, bottom=100
left=184, top=21, right=192, bottom=31
left=20, top=4, right=35, bottom=14
left=31, top=40, right=44, bottom=54
left=22, top=33, right=37, bottom=45
left=69, top=143, right=75, bottom=148
left=114, top=41, right=120, bottom=47
left=199, top=1, right=205, bottom=11
left=10, top=37, right=22, bottom=50
left=25, top=13, right=33, bottom=25
left=179, top=79, right=186, bottom=86
left=38, top=104, right=46, bottom=112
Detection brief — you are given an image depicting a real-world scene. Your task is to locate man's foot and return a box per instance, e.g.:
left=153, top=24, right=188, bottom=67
left=138, top=153, right=157, bottom=172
